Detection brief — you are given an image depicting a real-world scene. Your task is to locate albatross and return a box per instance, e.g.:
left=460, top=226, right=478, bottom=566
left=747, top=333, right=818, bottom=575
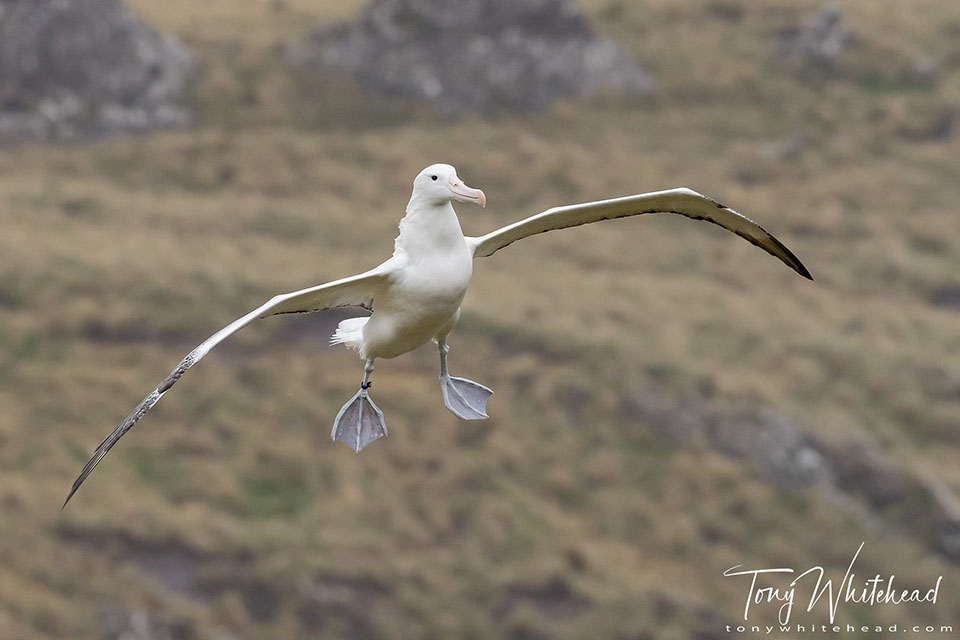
left=64, top=164, right=811, bottom=506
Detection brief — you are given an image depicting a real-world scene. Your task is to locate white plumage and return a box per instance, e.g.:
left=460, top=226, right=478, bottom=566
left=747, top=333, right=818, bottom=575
left=65, top=163, right=811, bottom=506
left=330, top=317, right=369, bottom=352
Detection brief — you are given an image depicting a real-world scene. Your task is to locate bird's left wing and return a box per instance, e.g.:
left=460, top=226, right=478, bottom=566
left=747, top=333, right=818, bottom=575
left=63, top=262, right=395, bottom=507
left=465, top=188, right=812, bottom=279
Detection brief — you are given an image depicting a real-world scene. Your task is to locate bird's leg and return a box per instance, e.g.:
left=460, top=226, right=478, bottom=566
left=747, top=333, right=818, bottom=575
left=438, top=340, right=493, bottom=420
left=331, top=359, right=387, bottom=452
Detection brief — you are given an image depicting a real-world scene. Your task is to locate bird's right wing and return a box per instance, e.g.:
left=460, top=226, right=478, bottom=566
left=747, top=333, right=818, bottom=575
left=63, top=262, right=395, bottom=507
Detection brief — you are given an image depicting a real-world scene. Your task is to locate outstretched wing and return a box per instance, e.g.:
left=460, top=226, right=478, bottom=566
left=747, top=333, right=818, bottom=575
left=63, top=262, right=395, bottom=507
left=465, top=188, right=812, bottom=279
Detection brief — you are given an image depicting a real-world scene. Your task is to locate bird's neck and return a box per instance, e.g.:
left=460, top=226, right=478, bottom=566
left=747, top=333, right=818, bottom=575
left=393, top=199, right=466, bottom=261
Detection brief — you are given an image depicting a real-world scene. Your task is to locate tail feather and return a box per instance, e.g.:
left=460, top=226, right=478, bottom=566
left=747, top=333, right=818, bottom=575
left=331, top=317, right=368, bottom=353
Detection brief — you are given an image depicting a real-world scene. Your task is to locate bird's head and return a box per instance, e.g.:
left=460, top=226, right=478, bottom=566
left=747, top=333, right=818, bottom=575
left=412, top=164, right=486, bottom=209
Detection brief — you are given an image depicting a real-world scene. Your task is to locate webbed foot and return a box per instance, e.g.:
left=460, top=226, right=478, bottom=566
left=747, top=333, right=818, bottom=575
left=331, top=388, right=387, bottom=452
left=441, top=375, right=493, bottom=420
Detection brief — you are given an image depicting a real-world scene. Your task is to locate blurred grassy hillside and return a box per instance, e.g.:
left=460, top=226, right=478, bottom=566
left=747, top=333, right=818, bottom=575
left=1, top=1, right=959, bottom=638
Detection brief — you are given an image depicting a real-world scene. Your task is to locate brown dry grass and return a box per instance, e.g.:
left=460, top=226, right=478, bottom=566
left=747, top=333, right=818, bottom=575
left=1, top=1, right=958, bottom=638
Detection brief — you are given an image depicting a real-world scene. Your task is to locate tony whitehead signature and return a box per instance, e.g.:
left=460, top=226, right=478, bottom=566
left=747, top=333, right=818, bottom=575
left=723, top=542, right=942, bottom=624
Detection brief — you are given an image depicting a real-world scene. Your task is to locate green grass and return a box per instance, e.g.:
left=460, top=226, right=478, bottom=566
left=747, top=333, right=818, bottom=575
left=1, top=0, right=959, bottom=638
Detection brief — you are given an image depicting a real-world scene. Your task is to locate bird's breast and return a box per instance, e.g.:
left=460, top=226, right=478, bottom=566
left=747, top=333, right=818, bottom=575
left=361, top=248, right=472, bottom=359
left=397, top=248, right=472, bottom=310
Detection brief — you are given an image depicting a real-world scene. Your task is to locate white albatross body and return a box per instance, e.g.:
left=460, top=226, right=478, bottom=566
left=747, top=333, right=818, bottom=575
left=64, top=163, right=812, bottom=506
left=336, top=184, right=475, bottom=361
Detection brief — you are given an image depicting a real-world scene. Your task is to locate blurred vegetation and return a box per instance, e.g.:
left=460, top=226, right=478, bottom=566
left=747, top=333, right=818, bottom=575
left=1, top=0, right=959, bottom=638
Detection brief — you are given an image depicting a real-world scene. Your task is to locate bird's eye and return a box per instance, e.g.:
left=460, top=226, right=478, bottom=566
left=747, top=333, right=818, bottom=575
left=431, top=175, right=438, bottom=181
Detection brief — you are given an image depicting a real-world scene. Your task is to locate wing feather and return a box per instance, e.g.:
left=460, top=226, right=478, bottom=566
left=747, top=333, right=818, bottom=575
left=63, top=264, right=393, bottom=507
left=466, top=188, right=812, bottom=279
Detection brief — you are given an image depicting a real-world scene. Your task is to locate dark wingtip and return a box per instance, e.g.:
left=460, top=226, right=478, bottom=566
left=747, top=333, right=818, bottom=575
left=62, top=486, right=78, bottom=510
left=764, top=230, right=813, bottom=281
left=62, top=471, right=89, bottom=509
left=790, top=251, right=814, bottom=280
left=62, top=452, right=102, bottom=510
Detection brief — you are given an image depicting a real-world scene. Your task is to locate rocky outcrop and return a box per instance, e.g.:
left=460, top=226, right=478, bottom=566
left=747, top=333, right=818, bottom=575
left=620, top=387, right=960, bottom=562
left=620, top=389, right=829, bottom=492
left=290, top=0, right=652, bottom=114
left=776, top=3, right=851, bottom=77
left=99, top=604, right=204, bottom=640
left=0, top=0, right=196, bottom=144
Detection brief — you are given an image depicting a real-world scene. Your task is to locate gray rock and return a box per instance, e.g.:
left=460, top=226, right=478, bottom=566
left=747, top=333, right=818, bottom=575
left=99, top=603, right=198, bottom=640
left=0, top=0, right=197, bottom=144
left=98, top=603, right=243, bottom=640
left=929, top=286, right=960, bottom=310
left=621, top=385, right=960, bottom=562
left=620, top=390, right=828, bottom=491
left=290, top=0, right=652, bottom=114
left=777, top=3, right=850, bottom=76
left=908, top=56, right=939, bottom=87
left=708, top=408, right=829, bottom=491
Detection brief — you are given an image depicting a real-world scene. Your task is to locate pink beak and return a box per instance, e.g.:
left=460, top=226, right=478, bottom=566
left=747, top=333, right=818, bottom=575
left=449, top=174, right=486, bottom=208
